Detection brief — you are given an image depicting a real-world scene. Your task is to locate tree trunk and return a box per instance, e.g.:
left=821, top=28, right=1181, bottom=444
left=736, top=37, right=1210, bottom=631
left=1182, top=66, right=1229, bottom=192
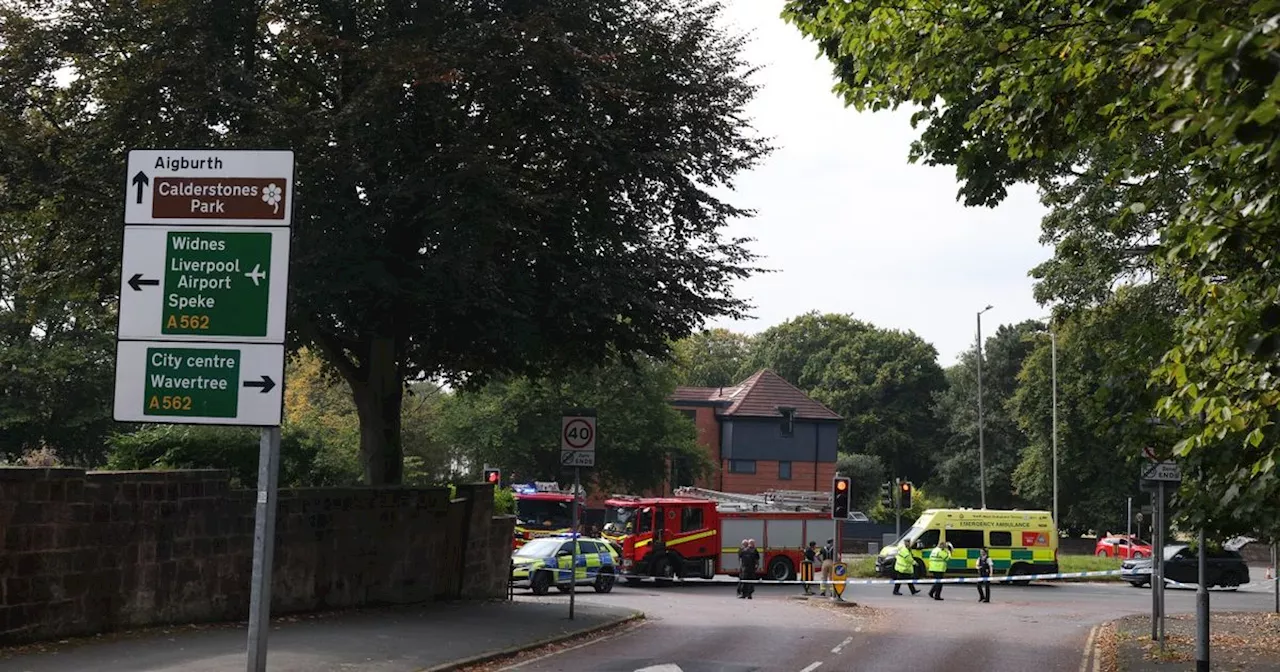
left=350, top=335, right=404, bottom=485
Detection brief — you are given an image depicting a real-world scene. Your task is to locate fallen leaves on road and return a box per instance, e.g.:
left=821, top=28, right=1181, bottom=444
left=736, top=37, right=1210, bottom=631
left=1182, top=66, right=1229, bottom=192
left=1106, top=612, right=1280, bottom=671
left=454, top=617, right=646, bottom=672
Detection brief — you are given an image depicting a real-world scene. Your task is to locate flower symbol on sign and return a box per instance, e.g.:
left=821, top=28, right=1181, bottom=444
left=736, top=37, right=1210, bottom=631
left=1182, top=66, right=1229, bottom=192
left=262, top=183, right=283, bottom=214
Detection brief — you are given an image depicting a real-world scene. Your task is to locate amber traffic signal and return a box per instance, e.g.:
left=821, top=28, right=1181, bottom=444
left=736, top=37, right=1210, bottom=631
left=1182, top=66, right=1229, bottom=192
left=899, top=481, right=913, bottom=509
left=832, top=476, right=851, bottom=519
left=483, top=468, right=501, bottom=487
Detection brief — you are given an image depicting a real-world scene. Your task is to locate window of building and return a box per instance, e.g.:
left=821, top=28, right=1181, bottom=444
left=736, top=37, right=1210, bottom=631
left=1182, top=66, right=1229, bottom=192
left=778, top=461, right=792, bottom=480
left=946, top=529, right=985, bottom=549
left=670, top=455, right=694, bottom=488
left=681, top=507, right=704, bottom=532
left=988, top=531, right=1013, bottom=547
left=729, top=459, right=756, bottom=474
left=679, top=409, right=696, bottom=422
left=779, top=406, right=796, bottom=438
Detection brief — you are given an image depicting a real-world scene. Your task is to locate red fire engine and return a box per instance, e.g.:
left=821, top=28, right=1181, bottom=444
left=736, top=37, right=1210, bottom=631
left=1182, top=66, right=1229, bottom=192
left=512, top=482, right=582, bottom=550
left=603, top=487, right=835, bottom=583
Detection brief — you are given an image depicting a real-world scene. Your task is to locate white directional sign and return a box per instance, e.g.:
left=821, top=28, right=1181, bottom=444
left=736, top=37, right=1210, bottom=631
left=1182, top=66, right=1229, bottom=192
left=113, top=341, right=284, bottom=426
left=117, top=226, right=291, bottom=342
left=115, top=148, right=293, bottom=427
left=561, top=414, right=596, bottom=468
left=1141, top=461, right=1183, bottom=482
left=124, top=149, right=295, bottom=227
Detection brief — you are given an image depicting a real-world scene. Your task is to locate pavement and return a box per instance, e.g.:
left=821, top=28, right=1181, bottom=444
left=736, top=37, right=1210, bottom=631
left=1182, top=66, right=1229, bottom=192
left=0, top=600, right=640, bottom=672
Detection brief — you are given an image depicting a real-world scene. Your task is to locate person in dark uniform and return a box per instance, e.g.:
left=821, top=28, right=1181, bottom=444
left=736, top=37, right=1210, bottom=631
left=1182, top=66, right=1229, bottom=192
left=976, top=547, right=992, bottom=603
left=739, top=539, right=761, bottom=599
left=800, top=541, right=818, bottom=595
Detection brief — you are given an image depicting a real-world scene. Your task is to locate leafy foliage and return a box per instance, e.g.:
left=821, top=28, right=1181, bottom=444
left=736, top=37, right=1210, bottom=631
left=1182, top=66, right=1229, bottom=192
left=781, top=0, right=1280, bottom=541
left=932, top=321, right=1042, bottom=509
left=672, top=328, right=755, bottom=387
left=748, top=312, right=946, bottom=481
left=433, top=355, right=706, bottom=495
left=0, top=0, right=769, bottom=485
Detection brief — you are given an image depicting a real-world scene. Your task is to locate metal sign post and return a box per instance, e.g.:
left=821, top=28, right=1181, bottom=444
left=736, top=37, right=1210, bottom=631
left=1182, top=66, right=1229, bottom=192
left=1140, top=452, right=1180, bottom=649
left=1273, top=543, right=1278, bottom=614
left=110, top=149, right=294, bottom=672
left=1196, top=527, right=1209, bottom=672
left=561, top=409, right=596, bottom=621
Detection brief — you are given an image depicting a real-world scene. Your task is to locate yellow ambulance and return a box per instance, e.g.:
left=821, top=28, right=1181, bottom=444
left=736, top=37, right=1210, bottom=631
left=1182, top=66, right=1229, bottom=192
left=876, top=509, right=1059, bottom=583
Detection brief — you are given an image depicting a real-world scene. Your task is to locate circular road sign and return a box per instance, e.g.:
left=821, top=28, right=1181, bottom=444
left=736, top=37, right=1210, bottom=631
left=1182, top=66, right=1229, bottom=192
left=563, top=418, right=595, bottom=451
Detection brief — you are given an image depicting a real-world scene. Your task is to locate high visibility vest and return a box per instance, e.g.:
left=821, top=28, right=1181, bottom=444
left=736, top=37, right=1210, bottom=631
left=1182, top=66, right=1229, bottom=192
left=927, top=547, right=950, bottom=573
left=895, top=545, right=915, bottom=573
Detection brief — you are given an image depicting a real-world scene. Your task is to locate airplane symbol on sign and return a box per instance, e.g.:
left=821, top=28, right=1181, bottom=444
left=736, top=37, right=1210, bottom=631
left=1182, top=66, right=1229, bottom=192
left=244, top=264, right=267, bottom=286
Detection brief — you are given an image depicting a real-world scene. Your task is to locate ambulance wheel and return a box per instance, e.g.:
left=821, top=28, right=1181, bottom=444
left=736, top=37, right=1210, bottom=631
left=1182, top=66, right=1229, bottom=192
left=767, top=556, right=795, bottom=582
left=594, top=570, right=616, bottom=593
left=1007, top=562, right=1033, bottom=586
left=530, top=570, right=553, bottom=596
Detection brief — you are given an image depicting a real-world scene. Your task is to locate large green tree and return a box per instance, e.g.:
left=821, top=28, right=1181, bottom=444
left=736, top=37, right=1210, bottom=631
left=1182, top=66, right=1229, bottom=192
left=781, top=0, right=1280, bottom=540
left=433, top=355, right=706, bottom=494
left=748, top=313, right=947, bottom=482
left=932, top=320, right=1042, bottom=509
left=0, top=0, right=768, bottom=485
left=671, top=328, right=755, bottom=388
left=1010, top=284, right=1180, bottom=535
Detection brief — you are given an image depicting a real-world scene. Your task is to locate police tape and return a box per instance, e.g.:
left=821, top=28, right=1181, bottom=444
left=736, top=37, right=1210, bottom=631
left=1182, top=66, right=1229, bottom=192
left=618, top=569, right=1280, bottom=591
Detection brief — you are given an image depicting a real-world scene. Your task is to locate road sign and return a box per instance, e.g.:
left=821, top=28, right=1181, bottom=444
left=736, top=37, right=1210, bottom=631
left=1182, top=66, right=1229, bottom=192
left=831, top=562, right=848, bottom=598
left=112, top=341, right=284, bottom=425
left=561, top=412, right=597, bottom=469
left=124, top=150, right=295, bottom=227
left=1142, top=446, right=1160, bottom=463
left=117, top=226, right=291, bottom=342
left=1142, top=461, right=1183, bottom=482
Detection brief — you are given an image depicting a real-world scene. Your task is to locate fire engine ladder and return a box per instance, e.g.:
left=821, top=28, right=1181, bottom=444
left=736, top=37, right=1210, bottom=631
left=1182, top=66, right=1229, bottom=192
left=762, top=489, right=831, bottom=512
left=672, top=486, right=770, bottom=508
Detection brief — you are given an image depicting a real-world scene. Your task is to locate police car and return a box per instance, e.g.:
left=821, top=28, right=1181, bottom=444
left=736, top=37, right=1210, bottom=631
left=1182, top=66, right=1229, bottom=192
left=510, top=534, right=618, bottom=595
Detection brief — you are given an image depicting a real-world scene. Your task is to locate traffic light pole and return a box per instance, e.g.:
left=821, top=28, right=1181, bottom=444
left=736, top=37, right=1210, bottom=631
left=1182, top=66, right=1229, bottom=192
left=894, top=479, right=901, bottom=539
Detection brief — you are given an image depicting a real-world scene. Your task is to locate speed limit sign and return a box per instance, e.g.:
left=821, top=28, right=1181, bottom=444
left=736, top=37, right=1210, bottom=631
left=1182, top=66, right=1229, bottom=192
left=561, top=411, right=596, bottom=467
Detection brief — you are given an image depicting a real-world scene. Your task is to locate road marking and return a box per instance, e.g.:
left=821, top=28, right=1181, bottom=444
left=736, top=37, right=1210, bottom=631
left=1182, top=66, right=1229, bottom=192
left=498, top=619, right=648, bottom=670
left=1093, top=635, right=1103, bottom=672
left=1078, top=624, right=1098, bottom=672
left=831, top=636, right=852, bottom=654
left=635, top=666, right=684, bottom=672
left=800, top=663, right=823, bottom=672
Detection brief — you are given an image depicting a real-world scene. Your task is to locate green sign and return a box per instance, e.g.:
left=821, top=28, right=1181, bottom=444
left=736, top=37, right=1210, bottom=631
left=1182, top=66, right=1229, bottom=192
left=143, top=346, right=241, bottom=418
left=162, top=230, right=272, bottom=337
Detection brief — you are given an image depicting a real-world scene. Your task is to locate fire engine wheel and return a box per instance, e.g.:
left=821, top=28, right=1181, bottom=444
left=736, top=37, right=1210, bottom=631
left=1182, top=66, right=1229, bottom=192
left=530, top=570, right=553, bottom=596
left=767, top=556, right=795, bottom=582
left=653, top=555, right=680, bottom=584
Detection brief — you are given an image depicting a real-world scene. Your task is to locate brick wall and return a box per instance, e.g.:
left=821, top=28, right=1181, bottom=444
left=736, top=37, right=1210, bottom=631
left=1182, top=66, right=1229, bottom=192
left=721, top=459, right=835, bottom=494
left=0, top=468, right=514, bottom=646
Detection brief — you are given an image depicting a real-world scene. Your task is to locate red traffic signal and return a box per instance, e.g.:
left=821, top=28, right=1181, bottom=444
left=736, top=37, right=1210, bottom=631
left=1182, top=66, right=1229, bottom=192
left=483, top=468, right=501, bottom=486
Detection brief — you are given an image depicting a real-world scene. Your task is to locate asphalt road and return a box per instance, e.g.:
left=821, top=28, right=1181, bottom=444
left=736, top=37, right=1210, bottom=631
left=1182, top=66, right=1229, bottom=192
left=501, top=578, right=1279, bottom=672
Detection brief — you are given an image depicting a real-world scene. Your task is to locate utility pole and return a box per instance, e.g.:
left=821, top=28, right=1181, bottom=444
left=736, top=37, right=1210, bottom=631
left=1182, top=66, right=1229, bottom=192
left=976, top=305, right=993, bottom=509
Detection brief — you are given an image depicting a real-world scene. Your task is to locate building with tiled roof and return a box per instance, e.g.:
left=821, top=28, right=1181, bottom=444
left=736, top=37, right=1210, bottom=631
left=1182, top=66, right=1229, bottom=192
left=667, top=369, right=842, bottom=495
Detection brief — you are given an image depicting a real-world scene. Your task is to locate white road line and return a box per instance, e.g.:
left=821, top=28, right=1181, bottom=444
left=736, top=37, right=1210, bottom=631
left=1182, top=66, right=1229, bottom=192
left=800, top=663, right=823, bottom=672
left=1093, top=637, right=1103, bottom=672
left=498, top=620, right=648, bottom=670
left=831, top=636, right=852, bottom=654
left=1078, top=624, right=1098, bottom=672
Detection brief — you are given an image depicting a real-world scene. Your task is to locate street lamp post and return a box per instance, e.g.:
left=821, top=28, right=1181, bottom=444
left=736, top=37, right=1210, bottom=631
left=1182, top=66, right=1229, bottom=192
left=1051, top=328, right=1058, bottom=529
left=977, top=305, right=993, bottom=510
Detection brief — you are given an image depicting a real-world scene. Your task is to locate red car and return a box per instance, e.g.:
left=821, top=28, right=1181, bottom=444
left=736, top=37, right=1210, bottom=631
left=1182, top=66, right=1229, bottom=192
left=1095, top=535, right=1152, bottom=559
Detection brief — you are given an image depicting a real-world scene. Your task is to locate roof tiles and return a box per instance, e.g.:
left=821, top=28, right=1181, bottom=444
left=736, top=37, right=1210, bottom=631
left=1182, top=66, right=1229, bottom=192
left=671, top=369, right=841, bottom=421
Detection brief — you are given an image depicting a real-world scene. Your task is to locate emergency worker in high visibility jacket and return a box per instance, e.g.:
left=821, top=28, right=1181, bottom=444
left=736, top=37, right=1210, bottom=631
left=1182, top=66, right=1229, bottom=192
left=892, top=542, right=919, bottom=596
left=927, top=541, right=952, bottom=600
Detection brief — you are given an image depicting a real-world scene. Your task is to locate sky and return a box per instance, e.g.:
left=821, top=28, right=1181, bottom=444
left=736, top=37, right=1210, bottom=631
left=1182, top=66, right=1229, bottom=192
left=705, top=2, right=1052, bottom=365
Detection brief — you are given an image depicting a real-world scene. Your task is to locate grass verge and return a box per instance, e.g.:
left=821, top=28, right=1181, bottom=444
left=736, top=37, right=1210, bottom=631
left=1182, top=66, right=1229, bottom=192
left=840, top=553, right=1125, bottom=581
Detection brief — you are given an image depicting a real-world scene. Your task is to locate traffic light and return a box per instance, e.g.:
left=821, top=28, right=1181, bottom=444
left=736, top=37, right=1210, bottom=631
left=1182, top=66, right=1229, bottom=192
left=880, top=481, right=894, bottom=508
left=483, top=468, right=501, bottom=487
left=899, top=481, right=913, bottom=509
left=832, top=476, right=851, bottom=519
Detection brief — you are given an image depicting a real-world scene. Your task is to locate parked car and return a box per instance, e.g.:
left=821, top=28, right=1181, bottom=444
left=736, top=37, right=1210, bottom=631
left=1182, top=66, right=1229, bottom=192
left=1121, top=543, right=1250, bottom=588
left=1095, top=534, right=1152, bottom=559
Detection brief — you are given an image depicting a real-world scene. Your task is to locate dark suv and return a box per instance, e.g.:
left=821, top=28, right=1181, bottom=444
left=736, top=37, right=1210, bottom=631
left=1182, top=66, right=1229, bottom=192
left=1122, top=543, right=1250, bottom=588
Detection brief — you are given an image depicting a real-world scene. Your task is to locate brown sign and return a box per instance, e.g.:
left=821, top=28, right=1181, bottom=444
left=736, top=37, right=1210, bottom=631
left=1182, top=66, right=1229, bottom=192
left=152, top=177, right=288, bottom=220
